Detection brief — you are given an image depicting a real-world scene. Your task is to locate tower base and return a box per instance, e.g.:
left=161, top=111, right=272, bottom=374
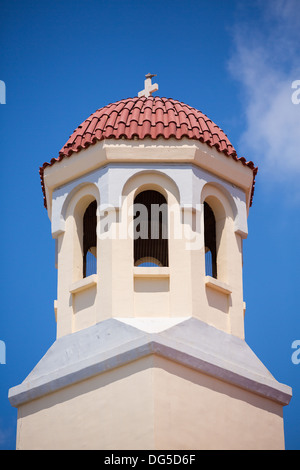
left=9, top=318, right=292, bottom=450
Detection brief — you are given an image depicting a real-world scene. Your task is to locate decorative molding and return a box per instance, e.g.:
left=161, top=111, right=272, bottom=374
left=9, top=318, right=292, bottom=408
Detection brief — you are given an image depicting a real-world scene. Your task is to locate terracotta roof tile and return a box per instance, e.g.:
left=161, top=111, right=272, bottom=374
left=40, top=96, right=257, bottom=208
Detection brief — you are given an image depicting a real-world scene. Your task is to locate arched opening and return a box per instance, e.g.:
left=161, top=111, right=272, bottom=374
left=204, top=201, right=217, bottom=278
left=83, top=200, right=97, bottom=277
left=134, top=190, right=168, bottom=267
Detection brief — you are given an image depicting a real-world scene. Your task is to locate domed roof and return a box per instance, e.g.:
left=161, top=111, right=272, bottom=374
left=59, top=96, right=239, bottom=158
left=40, top=96, right=257, bottom=207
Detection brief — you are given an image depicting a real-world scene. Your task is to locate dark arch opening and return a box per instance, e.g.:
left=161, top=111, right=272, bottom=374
left=204, top=201, right=217, bottom=279
left=134, top=190, right=168, bottom=267
left=83, top=200, right=97, bottom=278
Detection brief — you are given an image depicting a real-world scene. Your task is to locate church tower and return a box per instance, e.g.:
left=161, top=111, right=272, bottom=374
left=9, top=76, right=292, bottom=449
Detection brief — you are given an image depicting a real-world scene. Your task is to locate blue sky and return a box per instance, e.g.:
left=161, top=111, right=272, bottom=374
left=0, top=0, right=299, bottom=450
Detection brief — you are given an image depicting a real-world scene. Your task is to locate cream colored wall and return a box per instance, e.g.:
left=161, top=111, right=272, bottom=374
left=119, top=171, right=192, bottom=320
left=15, top=356, right=285, bottom=450
left=16, top=357, right=155, bottom=450
left=43, top=138, right=255, bottom=217
left=56, top=184, right=100, bottom=337
left=198, top=183, right=245, bottom=337
left=54, top=169, right=246, bottom=339
left=153, top=357, right=285, bottom=450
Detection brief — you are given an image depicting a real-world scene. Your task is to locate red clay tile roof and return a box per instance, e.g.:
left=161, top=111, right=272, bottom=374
left=40, top=96, right=257, bottom=208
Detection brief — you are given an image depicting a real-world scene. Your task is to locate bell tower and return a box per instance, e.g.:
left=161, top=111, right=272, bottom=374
left=9, top=76, right=292, bottom=449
